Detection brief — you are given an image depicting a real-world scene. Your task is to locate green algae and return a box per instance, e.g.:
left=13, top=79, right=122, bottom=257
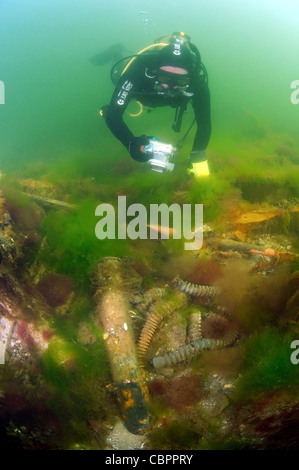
left=149, top=420, right=201, bottom=450
left=233, top=327, right=299, bottom=403
left=209, top=128, right=299, bottom=206
left=41, top=319, right=112, bottom=448
left=38, top=198, right=132, bottom=289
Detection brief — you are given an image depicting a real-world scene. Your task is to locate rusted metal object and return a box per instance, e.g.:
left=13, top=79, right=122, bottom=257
left=93, top=257, right=149, bottom=435
left=188, top=312, right=202, bottom=343
left=172, top=275, right=220, bottom=298
left=22, top=192, right=76, bottom=211
left=231, top=206, right=299, bottom=236
left=152, top=312, right=239, bottom=370
left=0, top=271, right=29, bottom=319
left=152, top=327, right=239, bottom=369
left=137, top=290, right=188, bottom=365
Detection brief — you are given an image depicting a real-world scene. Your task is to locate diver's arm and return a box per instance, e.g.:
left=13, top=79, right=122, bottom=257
left=191, top=78, right=211, bottom=152
left=104, top=63, right=152, bottom=161
left=188, top=78, right=211, bottom=176
left=105, top=79, right=135, bottom=150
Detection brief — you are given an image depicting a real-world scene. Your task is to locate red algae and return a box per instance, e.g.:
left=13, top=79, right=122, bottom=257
left=15, top=321, right=36, bottom=347
left=149, top=373, right=204, bottom=411
left=37, top=273, right=74, bottom=308
left=42, top=329, right=55, bottom=342
left=187, top=259, right=223, bottom=286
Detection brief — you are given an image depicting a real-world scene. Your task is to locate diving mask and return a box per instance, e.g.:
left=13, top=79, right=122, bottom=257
left=154, top=66, right=191, bottom=93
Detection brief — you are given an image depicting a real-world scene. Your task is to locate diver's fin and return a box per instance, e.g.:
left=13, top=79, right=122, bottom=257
left=89, top=43, right=125, bottom=66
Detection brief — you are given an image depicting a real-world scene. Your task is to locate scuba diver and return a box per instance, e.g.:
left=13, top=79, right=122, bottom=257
left=101, top=32, right=211, bottom=176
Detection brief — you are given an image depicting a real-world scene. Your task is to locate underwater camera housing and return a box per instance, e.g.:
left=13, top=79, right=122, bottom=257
left=143, top=138, right=176, bottom=173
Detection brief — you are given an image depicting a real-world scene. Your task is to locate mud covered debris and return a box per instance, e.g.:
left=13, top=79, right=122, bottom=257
left=0, top=174, right=298, bottom=450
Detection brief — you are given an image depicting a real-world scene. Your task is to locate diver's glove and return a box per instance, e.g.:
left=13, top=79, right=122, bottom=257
left=129, top=135, right=153, bottom=162
left=188, top=150, right=210, bottom=177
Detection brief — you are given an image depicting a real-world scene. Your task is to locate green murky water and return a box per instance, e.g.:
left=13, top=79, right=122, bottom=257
left=1, top=0, right=298, bottom=170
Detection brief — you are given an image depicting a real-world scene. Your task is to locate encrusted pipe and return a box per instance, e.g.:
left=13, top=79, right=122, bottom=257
left=93, top=257, right=149, bottom=435
left=172, top=276, right=220, bottom=298
left=152, top=329, right=239, bottom=369
left=143, top=287, right=166, bottom=305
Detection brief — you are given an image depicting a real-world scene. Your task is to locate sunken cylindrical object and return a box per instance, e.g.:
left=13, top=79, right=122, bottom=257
left=94, top=257, right=149, bottom=435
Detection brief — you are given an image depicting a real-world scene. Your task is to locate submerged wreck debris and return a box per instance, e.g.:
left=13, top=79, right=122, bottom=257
left=205, top=238, right=297, bottom=268
left=22, top=192, right=77, bottom=211
left=93, top=257, right=149, bottom=435
left=93, top=256, right=143, bottom=297
left=0, top=271, right=27, bottom=319
left=7, top=177, right=76, bottom=211
left=5, top=318, right=53, bottom=364
left=187, top=311, right=202, bottom=343
left=0, top=168, right=298, bottom=449
left=0, top=270, right=51, bottom=321
left=172, top=275, right=220, bottom=298
left=137, top=290, right=188, bottom=365
left=152, top=321, right=239, bottom=369
left=0, top=271, right=54, bottom=366
left=232, top=206, right=299, bottom=235
left=0, top=194, right=17, bottom=264
left=0, top=233, right=15, bottom=264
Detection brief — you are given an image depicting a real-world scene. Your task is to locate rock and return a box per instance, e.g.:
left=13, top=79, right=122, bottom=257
left=106, top=419, right=146, bottom=450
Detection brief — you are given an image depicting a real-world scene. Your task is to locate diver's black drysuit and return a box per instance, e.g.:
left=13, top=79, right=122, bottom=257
left=104, top=51, right=211, bottom=161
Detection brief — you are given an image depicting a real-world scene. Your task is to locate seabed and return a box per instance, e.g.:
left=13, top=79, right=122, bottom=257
left=0, top=127, right=299, bottom=450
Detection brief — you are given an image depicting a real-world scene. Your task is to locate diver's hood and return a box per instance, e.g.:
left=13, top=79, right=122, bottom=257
left=157, top=43, right=196, bottom=72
